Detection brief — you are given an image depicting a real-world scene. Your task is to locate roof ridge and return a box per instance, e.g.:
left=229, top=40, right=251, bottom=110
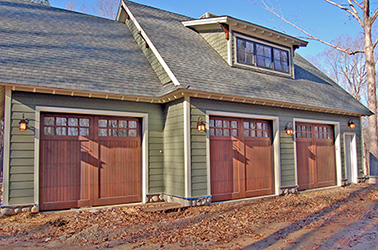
left=123, top=0, right=194, bottom=20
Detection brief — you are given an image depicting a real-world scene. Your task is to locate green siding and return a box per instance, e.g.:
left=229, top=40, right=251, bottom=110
left=7, top=91, right=165, bottom=206
left=190, top=98, right=364, bottom=196
left=199, top=29, right=228, bottom=62
left=125, top=18, right=172, bottom=85
left=163, top=99, right=185, bottom=197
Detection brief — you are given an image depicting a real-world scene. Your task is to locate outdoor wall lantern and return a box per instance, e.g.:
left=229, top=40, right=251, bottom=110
left=197, top=117, right=206, bottom=132
left=285, top=122, right=294, bottom=135
left=19, top=114, right=29, bottom=131
left=348, top=118, right=356, bottom=129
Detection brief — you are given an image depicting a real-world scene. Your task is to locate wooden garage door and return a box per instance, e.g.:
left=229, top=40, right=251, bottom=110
left=296, top=123, right=336, bottom=190
left=39, top=113, right=141, bottom=211
left=210, top=116, right=274, bottom=202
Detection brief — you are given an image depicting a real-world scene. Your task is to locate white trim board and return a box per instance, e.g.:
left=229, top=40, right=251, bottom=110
left=293, top=118, right=342, bottom=187
left=34, top=106, right=150, bottom=206
left=183, top=96, right=192, bottom=197
left=205, top=111, right=281, bottom=196
left=343, top=133, right=358, bottom=184
left=2, top=87, right=12, bottom=206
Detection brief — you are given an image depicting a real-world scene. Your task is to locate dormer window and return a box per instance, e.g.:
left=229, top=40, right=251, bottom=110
left=236, top=36, right=290, bottom=74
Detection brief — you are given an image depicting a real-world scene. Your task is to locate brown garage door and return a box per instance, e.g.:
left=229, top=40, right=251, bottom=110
left=296, top=123, right=336, bottom=190
left=210, top=116, right=274, bottom=202
left=40, top=113, right=141, bottom=211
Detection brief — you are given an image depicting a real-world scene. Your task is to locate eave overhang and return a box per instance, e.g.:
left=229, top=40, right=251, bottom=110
left=182, top=16, right=308, bottom=47
left=2, top=83, right=371, bottom=117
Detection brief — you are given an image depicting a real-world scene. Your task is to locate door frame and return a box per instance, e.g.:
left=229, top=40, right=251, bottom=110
left=205, top=111, right=281, bottom=196
left=343, top=132, right=358, bottom=184
left=34, top=106, right=149, bottom=206
left=293, top=118, right=342, bottom=187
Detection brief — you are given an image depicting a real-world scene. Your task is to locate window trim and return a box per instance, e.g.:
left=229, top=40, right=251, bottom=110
left=234, top=33, right=292, bottom=76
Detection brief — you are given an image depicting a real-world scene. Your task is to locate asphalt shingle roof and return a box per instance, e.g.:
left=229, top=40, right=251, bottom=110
left=124, top=0, right=371, bottom=115
left=0, top=0, right=166, bottom=97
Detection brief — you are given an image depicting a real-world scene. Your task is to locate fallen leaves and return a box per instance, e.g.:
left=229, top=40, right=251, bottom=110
left=0, top=184, right=376, bottom=249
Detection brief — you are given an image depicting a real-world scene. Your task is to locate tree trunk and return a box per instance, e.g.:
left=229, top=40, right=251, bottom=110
left=364, top=19, right=378, bottom=175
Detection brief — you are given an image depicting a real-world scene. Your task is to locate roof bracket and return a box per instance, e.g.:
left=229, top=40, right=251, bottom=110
left=138, top=31, right=149, bottom=48
left=121, top=6, right=130, bottom=20
left=218, top=22, right=229, bottom=40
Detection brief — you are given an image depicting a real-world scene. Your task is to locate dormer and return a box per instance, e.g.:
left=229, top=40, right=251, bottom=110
left=182, top=15, right=308, bottom=78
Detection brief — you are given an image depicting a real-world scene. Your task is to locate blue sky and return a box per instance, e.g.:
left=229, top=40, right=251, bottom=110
left=49, top=0, right=372, bottom=58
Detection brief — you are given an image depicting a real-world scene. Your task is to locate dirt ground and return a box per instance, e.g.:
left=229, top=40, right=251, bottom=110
left=0, top=184, right=377, bottom=250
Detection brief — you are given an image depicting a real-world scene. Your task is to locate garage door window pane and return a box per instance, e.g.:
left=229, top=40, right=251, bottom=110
left=109, top=129, right=118, bottom=136
left=119, top=120, right=128, bottom=128
left=119, top=130, right=128, bottom=137
left=216, top=120, right=222, bottom=127
left=80, top=128, right=89, bottom=136
left=210, top=128, right=215, bottom=136
left=223, top=121, right=230, bottom=128
left=129, top=129, right=137, bottom=137
left=244, top=122, right=249, bottom=129
left=68, top=118, right=78, bottom=127
left=80, top=119, right=89, bottom=127
left=251, top=130, right=256, bottom=137
left=244, top=130, right=249, bottom=137
left=56, top=117, right=67, bottom=126
left=231, top=121, right=237, bottom=128
left=44, top=127, right=55, bottom=135
left=210, top=120, right=215, bottom=127
left=56, top=127, right=66, bottom=136
left=68, top=127, right=78, bottom=136
left=99, top=128, right=107, bottom=136
left=216, top=128, right=222, bottom=136
left=232, top=129, right=238, bottom=136
left=129, top=121, right=137, bottom=128
left=224, top=129, right=230, bottom=136
left=109, top=120, right=117, bottom=128
left=99, top=120, right=107, bottom=128
left=44, top=117, right=55, bottom=126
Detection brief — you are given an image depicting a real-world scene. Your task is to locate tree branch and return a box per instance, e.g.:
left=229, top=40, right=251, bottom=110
left=371, top=7, right=378, bottom=24
left=373, top=37, right=378, bottom=49
left=259, top=0, right=365, bottom=55
left=324, top=0, right=364, bottom=26
left=351, top=0, right=363, bottom=10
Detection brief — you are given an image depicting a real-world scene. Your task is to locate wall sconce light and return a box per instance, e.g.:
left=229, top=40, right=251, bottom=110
left=197, top=117, right=206, bottom=132
left=348, top=118, right=356, bottom=129
left=285, top=122, right=294, bottom=135
left=19, top=114, right=29, bottom=131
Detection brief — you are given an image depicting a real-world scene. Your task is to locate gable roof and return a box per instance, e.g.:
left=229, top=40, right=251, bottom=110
left=123, top=0, right=371, bottom=115
left=0, top=0, right=165, bottom=97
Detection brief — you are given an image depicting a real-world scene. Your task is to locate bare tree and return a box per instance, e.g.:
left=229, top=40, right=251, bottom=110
left=259, top=0, right=378, bottom=173
left=308, top=35, right=367, bottom=102
left=65, top=0, right=76, bottom=11
left=95, top=0, right=119, bottom=19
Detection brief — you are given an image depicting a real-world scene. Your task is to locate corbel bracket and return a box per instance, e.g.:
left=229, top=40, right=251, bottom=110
left=121, top=6, right=130, bottom=20
left=218, top=22, right=230, bottom=40
left=138, top=31, right=149, bottom=48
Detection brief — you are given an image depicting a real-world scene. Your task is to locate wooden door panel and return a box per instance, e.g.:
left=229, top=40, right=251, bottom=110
left=40, top=140, right=85, bottom=210
left=296, top=123, right=336, bottom=190
left=316, top=141, right=336, bottom=188
left=296, top=141, right=315, bottom=190
left=210, top=116, right=274, bottom=201
left=244, top=140, right=273, bottom=196
left=95, top=140, right=141, bottom=205
left=210, top=139, right=234, bottom=201
left=40, top=113, right=142, bottom=211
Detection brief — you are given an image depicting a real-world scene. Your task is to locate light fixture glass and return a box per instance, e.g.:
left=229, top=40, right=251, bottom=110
left=285, top=122, right=294, bottom=135
left=19, top=114, right=29, bottom=131
left=197, top=117, right=206, bottom=132
left=348, top=119, right=356, bottom=129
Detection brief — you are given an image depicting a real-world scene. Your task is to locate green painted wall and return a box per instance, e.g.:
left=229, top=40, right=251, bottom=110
left=199, top=29, right=228, bottom=62
left=163, top=99, right=185, bottom=197
left=7, top=91, right=165, bottom=206
left=190, top=98, right=363, bottom=196
left=125, top=18, right=172, bottom=85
